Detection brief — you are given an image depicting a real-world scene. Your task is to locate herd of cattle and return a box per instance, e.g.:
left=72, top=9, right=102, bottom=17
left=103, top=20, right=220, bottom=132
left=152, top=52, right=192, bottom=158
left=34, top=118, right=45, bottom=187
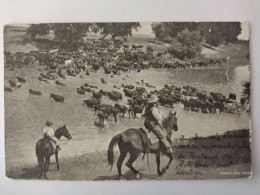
left=4, top=38, right=230, bottom=74
left=5, top=65, right=244, bottom=127
left=4, top=38, right=246, bottom=127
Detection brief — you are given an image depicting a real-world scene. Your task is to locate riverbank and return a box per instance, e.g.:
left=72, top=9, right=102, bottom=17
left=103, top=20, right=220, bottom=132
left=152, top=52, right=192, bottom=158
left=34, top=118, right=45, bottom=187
left=6, top=129, right=251, bottom=180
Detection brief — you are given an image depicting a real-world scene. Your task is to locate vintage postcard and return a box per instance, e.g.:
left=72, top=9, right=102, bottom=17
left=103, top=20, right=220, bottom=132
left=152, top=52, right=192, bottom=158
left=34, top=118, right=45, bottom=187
left=4, top=22, right=251, bottom=180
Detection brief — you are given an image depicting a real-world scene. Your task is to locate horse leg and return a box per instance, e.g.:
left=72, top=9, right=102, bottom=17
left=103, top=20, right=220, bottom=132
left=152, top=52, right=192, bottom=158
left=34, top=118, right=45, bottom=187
left=126, top=151, right=140, bottom=179
left=117, top=150, right=127, bottom=179
left=44, top=155, right=50, bottom=178
left=37, top=155, right=44, bottom=178
left=161, top=151, right=173, bottom=175
left=156, top=145, right=162, bottom=176
left=55, top=151, right=60, bottom=170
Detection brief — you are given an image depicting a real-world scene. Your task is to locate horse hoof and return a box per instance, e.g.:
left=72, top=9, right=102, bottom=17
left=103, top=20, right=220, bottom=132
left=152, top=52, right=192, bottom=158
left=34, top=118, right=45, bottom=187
left=162, top=168, right=166, bottom=174
left=136, top=173, right=140, bottom=179
left=158, top=171, right=163, bottom=176
left=119, top=176, right=127, bottom=181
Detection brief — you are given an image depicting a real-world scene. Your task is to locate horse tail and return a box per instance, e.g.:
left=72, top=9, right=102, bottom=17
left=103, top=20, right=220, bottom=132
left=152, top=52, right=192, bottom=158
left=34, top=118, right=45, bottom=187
left=107, top=134, right=122, bottom=170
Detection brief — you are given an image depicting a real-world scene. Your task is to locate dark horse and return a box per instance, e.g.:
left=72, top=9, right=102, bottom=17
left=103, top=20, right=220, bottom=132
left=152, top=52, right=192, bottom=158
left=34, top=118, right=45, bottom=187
left=107, top=110, right=178, bottom=179
left=35, top=125, right=72, bottom=178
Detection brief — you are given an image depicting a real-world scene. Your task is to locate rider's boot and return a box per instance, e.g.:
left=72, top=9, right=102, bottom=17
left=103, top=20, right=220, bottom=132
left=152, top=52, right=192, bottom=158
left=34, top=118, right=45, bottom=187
left=56, top=145, right=61, bottom=151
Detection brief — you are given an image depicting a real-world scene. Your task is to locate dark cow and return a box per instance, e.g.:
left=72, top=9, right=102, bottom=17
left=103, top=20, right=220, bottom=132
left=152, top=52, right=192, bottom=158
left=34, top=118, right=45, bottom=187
left=93, top=91, right=102, bottom=99
left=55, top=80, right=66, bottom=87
left=229, top=93, right=237, bottom=100
left=129, top=104, right=144, bottom=118
left=17, top=76, right=26, bottom=83
left=83, top=99, right=101, bottom=107
left=94, top=104, right=119, bottom=122
left=81, top=86, right=92, bottom=92
left=99, top=89, right=108, bottom=96
left=58, top=69, right=66, bottom=79
left=159, top=95, right=177, bottom=108
left=29, top=89, right=42, bottom=95
left=4, top=87, right=12, bottom=92
left=50, top=93, right=64, bottom=102
left=122, top=84, right=135, bottom=89
left=101, top=78, right=107, bottom=84
left=108, top=91, right=122, bottom=101
left=77, top=88, right=85, bottom=95
left=123, top=88, right=135, bottom=97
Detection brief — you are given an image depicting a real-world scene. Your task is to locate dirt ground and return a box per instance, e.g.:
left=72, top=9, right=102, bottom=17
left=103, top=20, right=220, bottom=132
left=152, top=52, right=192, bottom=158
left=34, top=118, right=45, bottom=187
left=6, top=129, right=251, bottom=181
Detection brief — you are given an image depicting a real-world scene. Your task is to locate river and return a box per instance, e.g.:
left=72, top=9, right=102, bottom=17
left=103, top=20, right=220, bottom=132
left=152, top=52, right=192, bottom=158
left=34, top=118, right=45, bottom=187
left=4, top=64, right=250, bottom=169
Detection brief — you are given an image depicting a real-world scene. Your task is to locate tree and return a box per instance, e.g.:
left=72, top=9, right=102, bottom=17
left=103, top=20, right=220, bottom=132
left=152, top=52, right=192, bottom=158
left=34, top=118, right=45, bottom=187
left=199, top=22, right=242, bottom=47
left=95, top=23, right=141, bottom=40
left=27, top=24, right=51, bottom=39
left=51, top=23, right=92, bottom=50
left=168, top=29, right=202, bottom=59
left=152, top=22, right=200, bottom=41
left=152, top=22, right=242, bottom=47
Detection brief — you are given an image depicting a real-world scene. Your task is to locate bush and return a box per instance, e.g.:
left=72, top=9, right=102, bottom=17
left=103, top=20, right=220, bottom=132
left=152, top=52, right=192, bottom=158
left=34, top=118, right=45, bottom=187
left=168, top=29, right=202, bottom=59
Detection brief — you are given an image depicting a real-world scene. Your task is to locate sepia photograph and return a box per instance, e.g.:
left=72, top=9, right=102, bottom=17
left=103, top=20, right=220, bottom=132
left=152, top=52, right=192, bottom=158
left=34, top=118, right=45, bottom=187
left=4, top=22, right=251, bottom=180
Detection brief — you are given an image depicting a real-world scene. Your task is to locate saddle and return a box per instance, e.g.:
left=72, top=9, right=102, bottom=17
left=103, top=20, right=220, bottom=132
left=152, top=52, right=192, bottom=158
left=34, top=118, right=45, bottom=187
left=139, top=127, right=159, bottom=144
left=43, top=136, right=56, bottom=154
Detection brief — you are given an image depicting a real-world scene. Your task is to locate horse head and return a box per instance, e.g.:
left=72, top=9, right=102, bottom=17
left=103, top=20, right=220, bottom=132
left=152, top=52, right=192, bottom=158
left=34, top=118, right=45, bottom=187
left=55, top=125, right=72, bottom=140
left=163, top=109, right=178, bottom=133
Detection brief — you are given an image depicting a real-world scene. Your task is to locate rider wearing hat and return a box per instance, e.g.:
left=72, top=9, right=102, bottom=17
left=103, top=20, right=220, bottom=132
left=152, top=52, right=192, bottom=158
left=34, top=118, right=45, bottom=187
left=142, top=95, right=172, bottom=153
left=43, top=121, right=61, bottom=151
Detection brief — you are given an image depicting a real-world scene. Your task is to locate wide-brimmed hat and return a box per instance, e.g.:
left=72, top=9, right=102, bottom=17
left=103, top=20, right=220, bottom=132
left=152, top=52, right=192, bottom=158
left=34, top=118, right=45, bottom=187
left=45, top=121, right=53, bottom=127
left=148, top=95, right=159, bottom=103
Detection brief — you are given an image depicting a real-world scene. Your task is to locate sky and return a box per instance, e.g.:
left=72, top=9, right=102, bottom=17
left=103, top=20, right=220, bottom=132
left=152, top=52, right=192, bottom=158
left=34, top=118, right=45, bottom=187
left=133, top=22, right=249, bottom=40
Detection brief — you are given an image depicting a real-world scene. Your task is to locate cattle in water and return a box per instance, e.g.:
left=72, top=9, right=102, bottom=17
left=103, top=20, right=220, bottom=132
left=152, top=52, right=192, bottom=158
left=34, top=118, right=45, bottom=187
left=159, top=95, right=177, bottom=107
left=93, top=91, right=102, bottom=99
left=99, top=89, right=108, bottom=96
left=55, top=80, right=66, bottom=86
left=83, top=99, right=101, bottom=107
left=123, top=88, right=135, bottom=97
left=38, top=77, right=50, bottom=84
left=135, top=87, right=146, bottom=95
left=77, top=88, right=85, bottom=95
left=122, top=84, right=135, bottom=89
left=94, top=104, right=119, bottom=122
left=88, top=85, right=98, bottom=89
left=129, top=104, right=144, bottom=118
left=108, top=91, right=122, bottom=101
left=229, top=93, right=236, bottom=100
left=40, top=73, right=55, bottom=80
left=29, top=89, right=42, bottom=95
left=114, top=103, right=131, bottom=117
left=50, top=93, right=64, bottom=102
left=101, top=78, right=107, bottom=84
left=9, top=80, right=21, bottom=88
left=58, top=69, right=66, bottom=79
left=4, top=87, right=12, bottom=92
left=17, top=76, right=26, bottom=83
left=81, top=86, right=92, bottom=92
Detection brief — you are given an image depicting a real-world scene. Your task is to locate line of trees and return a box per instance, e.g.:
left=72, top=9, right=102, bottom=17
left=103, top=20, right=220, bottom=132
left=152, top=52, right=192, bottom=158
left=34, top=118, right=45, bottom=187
left=27, top=22, right=242, bottom=59
left=152, top=22, right=241, bottom=59
left=27, top=23, right=141, bottom=50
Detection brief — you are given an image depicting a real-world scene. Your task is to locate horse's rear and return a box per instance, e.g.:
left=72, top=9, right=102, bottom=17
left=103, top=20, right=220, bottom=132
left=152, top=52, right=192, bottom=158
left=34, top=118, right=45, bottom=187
left=35, top=138, right=53, bottom=178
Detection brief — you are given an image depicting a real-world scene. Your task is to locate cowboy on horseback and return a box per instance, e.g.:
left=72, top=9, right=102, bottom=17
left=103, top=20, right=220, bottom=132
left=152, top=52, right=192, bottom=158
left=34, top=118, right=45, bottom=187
left=43, top=121, right=61, bottom=151
left=142, top=95, right=173, bottom=154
